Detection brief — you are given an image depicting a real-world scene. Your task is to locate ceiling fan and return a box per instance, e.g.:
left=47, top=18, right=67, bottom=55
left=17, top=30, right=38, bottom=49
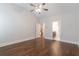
left=30, top=3, right=48, bottom=14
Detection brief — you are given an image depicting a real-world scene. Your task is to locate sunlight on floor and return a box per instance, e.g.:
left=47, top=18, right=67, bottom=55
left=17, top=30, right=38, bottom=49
left=51, top=41, right=62, bottom=55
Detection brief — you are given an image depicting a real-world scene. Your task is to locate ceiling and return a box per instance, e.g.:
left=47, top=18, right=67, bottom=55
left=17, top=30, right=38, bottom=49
left=13, top=3, right=79, bottom=19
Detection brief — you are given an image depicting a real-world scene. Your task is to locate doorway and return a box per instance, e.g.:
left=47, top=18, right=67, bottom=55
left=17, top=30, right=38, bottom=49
left=52, top=21, right=60, bottom=41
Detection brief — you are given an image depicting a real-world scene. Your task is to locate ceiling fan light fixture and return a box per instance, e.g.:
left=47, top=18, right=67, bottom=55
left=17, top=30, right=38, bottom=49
left=30, top=3, right=48, bottom=14
left=39, top=5, right=42, bottom=8
left=35, top=9, right=41, bottom=12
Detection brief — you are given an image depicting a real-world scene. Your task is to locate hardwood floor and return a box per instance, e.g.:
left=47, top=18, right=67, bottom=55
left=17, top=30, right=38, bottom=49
left=0, top=38, right=79, bottom=56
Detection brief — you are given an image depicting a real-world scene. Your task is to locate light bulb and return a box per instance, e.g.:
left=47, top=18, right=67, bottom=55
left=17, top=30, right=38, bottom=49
left=35, top=8, right=41, bottom=13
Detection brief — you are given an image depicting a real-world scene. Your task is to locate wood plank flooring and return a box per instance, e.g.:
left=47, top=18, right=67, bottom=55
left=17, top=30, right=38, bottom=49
left=0, top=38, right=79, bottom=56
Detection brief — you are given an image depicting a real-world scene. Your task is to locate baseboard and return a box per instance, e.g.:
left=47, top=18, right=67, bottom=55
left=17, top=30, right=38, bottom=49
left=0, top=37, right=78, bottom=47
left=45, top=37, right=53, bottom=40
left=45, top=37, right=78, bottom=46
left=60, top=40, right=78, bottom=45
left=0, top=37, right=36, bottom=47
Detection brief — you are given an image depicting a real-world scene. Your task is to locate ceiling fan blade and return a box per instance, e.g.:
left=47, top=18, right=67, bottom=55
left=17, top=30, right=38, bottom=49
left=43, top=8, right=48, bottom=11
left=30, top=10, right=34, bottom=12
left=30, top=4, right=36, bottom=7
left=42, top=3, right=46, bottom=5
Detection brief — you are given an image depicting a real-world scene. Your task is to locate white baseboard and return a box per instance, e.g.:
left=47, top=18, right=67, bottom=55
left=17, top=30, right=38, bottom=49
left=60, top=40, right=78, bottom=45
left=0, top=36, right=78, bottom=47
left=45, top=37, right=78, bottom=46
left=45, top=37, right=52, bottom=40
left=0, top=37, right=35, bottom=47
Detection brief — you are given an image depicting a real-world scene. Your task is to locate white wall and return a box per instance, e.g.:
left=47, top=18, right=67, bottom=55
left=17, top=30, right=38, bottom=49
left=39, top=3, right=78, bottom=45
left=61, top=14, right=77, bottom=44
left=0, top=4, right=38, bottom=47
